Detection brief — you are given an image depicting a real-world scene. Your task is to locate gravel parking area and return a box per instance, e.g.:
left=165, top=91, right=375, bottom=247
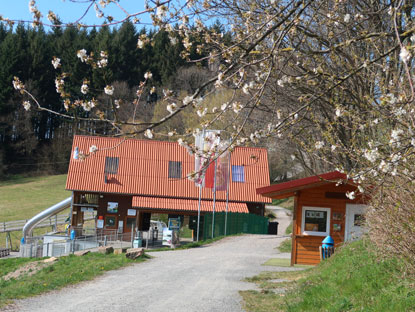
left=10, top=209, right=293, bottom=312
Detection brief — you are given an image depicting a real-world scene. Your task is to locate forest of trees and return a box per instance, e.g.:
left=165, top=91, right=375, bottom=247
left=0, top=21, right=216, bottom=177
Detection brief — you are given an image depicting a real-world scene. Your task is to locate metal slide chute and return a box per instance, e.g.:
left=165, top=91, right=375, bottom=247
left=22, top=196, right=72, bottom=242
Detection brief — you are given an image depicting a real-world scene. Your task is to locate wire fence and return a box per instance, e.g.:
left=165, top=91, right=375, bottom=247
left=20, top=227, right=164, bottom=258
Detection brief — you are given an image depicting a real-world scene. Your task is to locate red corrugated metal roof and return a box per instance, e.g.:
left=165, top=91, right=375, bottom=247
left=257, top=171, right=347, bottom=197
left=133, top=197, right=248, bottom=213
left=66, top=135, right=271, bottom=203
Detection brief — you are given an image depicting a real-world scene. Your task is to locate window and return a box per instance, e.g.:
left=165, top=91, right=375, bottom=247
left=168, top=161, right=182, bottom=179
left=301, top=206, right=331, bottom=236
left=104, top=157, right=119, bottom=174
left=232, top=165, right=245, bottom=182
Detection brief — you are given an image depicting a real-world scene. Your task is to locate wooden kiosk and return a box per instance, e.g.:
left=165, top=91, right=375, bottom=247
left=257, top=171, right=367, bottom=265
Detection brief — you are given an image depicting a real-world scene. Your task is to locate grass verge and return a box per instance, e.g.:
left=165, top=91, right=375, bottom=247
left=241, top=239, right=415, bottom=312
left=262, top=258, right=311, bottom=269
left=0, top=252, right=149, bottom=308
left=278, top=238, right=292, bottom=253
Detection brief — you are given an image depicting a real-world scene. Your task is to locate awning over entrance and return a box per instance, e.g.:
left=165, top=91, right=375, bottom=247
left=132, top=196, right=249, bottom=213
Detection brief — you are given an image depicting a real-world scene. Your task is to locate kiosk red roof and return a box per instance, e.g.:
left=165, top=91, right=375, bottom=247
left=257, top=171, right=347, bottom=199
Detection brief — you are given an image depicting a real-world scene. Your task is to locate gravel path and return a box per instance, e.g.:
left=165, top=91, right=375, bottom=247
left=10, top=210, right=293, bottom=312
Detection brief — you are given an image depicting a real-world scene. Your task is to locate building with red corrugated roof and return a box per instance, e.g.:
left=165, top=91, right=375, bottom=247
left=66, top=135, right=271, bottom=235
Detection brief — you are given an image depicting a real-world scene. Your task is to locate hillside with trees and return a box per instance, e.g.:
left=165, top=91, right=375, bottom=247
left=0, top=22, right=211, bottom=177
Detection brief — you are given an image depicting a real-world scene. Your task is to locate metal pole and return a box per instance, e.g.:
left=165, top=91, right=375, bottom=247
left=131, top=225, right=134, bottom=248
left=196, top=128, right=205, bottom=242
left=197, top=184, right=202, bottom=242
left=212, top=159, right=217, bottom=239
left=224, top=152, right=231, bottom=236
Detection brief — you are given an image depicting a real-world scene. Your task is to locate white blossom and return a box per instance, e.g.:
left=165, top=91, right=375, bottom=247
left=169, top=36, right=178, bottom=45
left=77, top=49, right=88, bottom=62
left=221, top=103, right=228, bottom=111
left=315, top=141, right=325, bottom=149
left=167, top=103, right=177, bottom=114
left=242, top=84, right=249, bottom=94
left=335, top=108, right=342, bottom=117
left=12, top=77, right=24, bottom=90
left=29, top=0, right=36, bottom=13
left=183, top=96, right=193, bottom=105
left=168, top=131, right=174, bottom=137
left=144, top=72, right=153, bottom=79
left=156, top=5, right=167, bottom=18
left=51, top=57, right=61, bottom=69
left=400, top=47, right=410, bottom=63
left=22, top=101, right=31, bottom=111
left=364, top=148, right=379, bottom=163
left=104, top=85, right=114, bottom=95
left=89, top=145, right=98, bottom=153
left=144, top=129, right=153, bottom=139
left=81, top=83, right=89, bottom=95
left=114, top=100, right=121, bottom=109
left=346, top=191, right=355, bottom=200
left=390, top=128, right=404, bottom=146
left=343, top=13, right=351, bottom=23
left=232, top=102, right=242, bottom=113
left=197, top=108, right=207, bottom=117
left=137, top=39, right=145, bottom=49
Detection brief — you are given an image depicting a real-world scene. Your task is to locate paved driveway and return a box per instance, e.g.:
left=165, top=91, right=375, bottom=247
left=11, top=210, right=293, bottom=312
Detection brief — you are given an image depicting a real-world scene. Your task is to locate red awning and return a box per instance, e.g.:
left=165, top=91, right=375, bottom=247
left=132, top=196, right=248, bottom=213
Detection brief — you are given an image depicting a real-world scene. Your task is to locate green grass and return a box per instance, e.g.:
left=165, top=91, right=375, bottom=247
left=285, top=222, right=292, bottom=235
left=278, top=238, right=292, bottom=253
left=241, top=239, right=415, bottom=312
left=272, top=198, right=294, bottom=210
left=272, top=198, right=288, bottom=206
left=263, top=258, right=311, bottom=268
left=0, top=252, right=148, bottom=308
left=0, top=174, right=69, bottom=249
left=0, top=174, right=69, bottom=222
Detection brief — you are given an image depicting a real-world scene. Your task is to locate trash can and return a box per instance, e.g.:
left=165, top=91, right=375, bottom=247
left=268, top=222, right=279, bottom=235
left=321, top=235, right=334, bottom=259
left=133, top=231, right=143, bottom=248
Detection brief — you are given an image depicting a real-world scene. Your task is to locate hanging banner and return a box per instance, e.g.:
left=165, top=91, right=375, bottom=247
left=216, top=150, right=230, bottom=191
left=194, top=130, right=220, bottom=186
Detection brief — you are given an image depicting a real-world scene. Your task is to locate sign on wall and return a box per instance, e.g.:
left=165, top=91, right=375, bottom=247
left=127, top=209, right=137, bottom=216
left=107, top=202, right=118, bottom=213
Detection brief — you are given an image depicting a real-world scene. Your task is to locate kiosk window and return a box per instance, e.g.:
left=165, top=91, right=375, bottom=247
left=301, top=207, right=330, bottom=236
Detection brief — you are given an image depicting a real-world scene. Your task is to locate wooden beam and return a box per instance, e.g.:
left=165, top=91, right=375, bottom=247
left=291, top=191, right=300, bottom=266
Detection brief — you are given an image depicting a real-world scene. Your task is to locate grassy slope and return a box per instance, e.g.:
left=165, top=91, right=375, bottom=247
left=0, top=253, right=147, bottom=308
left=242, top=240, right=415, bottom=311
left=0, top=174, right=69, bottom=222
left=0, top=175, right=69, bottom=249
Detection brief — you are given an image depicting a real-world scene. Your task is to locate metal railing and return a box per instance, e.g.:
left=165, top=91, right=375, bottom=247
left=20, top=227, right=164, bottom=258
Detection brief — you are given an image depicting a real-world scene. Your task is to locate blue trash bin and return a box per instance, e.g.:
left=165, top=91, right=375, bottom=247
left=321, top=235, right=334, bottom=259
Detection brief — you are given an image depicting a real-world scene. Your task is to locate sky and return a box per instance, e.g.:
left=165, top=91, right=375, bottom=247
left=0, top=1, right=154, bottom=28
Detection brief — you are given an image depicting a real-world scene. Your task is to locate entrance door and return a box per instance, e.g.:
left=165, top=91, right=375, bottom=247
left=125, top=217, right=137, bottom=233
left=345, top=204, right=366, bottom=241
